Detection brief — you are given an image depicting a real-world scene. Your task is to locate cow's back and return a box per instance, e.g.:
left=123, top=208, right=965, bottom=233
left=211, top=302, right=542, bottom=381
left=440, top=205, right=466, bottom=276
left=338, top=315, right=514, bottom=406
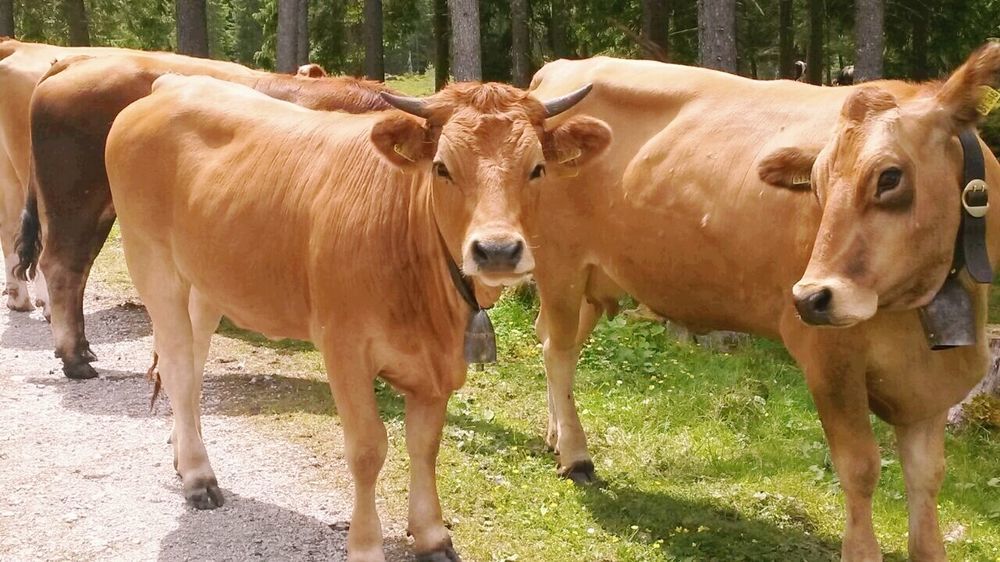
left=107, top=76, right=449, bottom=356
left=0, top=40, right=126, bottom=183
left=531, top=58, right=860, bottom=336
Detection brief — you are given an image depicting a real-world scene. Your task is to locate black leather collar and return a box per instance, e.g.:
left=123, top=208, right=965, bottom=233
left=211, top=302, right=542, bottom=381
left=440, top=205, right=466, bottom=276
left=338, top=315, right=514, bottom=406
left=436, top=229, right=497, bottom=364
left=952, top=129, right=992, bottom=283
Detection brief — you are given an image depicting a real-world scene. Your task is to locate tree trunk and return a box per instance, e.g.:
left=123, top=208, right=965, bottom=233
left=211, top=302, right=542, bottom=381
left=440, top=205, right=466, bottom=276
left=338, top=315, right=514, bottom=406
left=511, top=0, right=530, bottom=87
left=296, top=0, right=310, bottom=66
left=363, top=0, right=384, bottom=80
left=448, top=0, right=481, bottom=81
left=853, top=0, right=884, bottom=82
left=549, top=0, right=569, bottom=58
left=276, top=0, right=298, bottom=73
left=805, top=0, right=823, bottom=84
left=63, top=0, right=90, bottom=46
left=433, top=0, right=450, bottom=90
left=948, top=335, right=1000, bottom=426
left=697, top=0, right=736, bottom=73
left=176, top=0, right=209, bottom=57
left=0, top=0, right=14, bottom=38
left=642, top=0, right=669, bottom=61
left=910, top=3, right=929, bottom=81
left=778, top=0, right=794, bottom=78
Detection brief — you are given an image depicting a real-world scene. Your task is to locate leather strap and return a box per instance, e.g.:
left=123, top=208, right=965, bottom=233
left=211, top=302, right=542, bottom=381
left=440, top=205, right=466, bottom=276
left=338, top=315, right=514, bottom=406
left=954, top=130, right=992, bottom=283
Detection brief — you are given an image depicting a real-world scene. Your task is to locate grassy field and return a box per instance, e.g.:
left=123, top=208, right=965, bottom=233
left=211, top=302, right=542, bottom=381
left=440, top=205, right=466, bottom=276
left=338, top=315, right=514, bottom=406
left=84, top=73, right=1000, bottom=561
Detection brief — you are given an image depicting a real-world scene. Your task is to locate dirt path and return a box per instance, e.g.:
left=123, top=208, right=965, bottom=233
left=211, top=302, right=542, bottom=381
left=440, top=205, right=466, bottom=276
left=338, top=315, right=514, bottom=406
left=0, top=273, right=410, bottom=561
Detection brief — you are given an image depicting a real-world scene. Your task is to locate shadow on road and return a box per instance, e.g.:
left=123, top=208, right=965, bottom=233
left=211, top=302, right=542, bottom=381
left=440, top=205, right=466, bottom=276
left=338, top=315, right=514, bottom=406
left=0, top=300, right=152, bottom=352
left=157, top=491, right=411, bottom=561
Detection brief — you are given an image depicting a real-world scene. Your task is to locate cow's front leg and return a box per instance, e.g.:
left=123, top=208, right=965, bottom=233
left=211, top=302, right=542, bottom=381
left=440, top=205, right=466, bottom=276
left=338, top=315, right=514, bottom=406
left=326, top=359, right=388, bottom=562
left=785, top=323, right=882, bottom=561
left=536, top=293, right=599, bottom=484
left=404, top=393, right=458, bottom=561
left=895, top=412, right=947, bottom=562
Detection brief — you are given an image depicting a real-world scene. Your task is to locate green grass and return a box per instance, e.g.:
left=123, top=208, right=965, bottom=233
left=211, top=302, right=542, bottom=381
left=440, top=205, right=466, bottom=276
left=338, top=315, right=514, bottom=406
left=386, top=69, right=436, bottom=96
left=200, top=293, right=1000, bottom=562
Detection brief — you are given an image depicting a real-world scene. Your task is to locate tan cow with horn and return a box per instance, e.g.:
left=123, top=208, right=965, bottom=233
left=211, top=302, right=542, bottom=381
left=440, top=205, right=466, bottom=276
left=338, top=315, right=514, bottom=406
left=527, top=44, right=1000, bottom=560
left=105, top=75, right=609, bottom=561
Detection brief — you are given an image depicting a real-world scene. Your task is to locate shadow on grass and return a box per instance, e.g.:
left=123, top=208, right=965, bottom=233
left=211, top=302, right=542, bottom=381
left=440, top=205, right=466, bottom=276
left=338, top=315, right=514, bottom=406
left=216, top=317, right=315, bottom=354
left=207, top=372, right=548, bottom=456
left=575, top=477, right=909, bottom=562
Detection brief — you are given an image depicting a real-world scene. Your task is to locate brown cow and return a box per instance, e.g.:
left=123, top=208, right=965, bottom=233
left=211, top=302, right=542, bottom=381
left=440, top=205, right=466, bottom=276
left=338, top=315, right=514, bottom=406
left=19, top=51, right=393, bottom=379
left=524, top=45, right=1000, bottom=561
left=105, top=74, right=608, bottom=560
left=0, top=38, right=124, bottom=312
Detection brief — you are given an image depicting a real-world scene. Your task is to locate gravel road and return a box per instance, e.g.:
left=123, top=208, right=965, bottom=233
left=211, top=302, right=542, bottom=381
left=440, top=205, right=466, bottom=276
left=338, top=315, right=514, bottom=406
left=0, top=273, right=410, bottom=561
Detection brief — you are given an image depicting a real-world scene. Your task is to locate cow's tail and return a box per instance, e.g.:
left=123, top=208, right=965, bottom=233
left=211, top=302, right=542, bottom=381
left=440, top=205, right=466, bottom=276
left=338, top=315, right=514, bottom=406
left=146, top=352, right=162, bottom=412
left=13, top=187, right=41, bottom=281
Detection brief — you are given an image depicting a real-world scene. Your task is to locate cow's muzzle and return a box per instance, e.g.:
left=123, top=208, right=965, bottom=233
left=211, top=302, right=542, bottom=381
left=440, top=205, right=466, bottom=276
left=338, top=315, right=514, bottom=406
left=472, top=239, right=524, bottom=271
left=794, top=286, right=833, bottom=325
left=464, top=231, right=534, bottom=286
left=792, top=278, right=878, bottom=327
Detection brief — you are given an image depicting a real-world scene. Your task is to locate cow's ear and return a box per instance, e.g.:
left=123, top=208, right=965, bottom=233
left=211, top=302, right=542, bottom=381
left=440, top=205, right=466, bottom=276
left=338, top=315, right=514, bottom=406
left=757, top=146, right=820, bottom=189
left=296, top=63, right=327, bottom=78
left=544, top=116, right=612, bottom=172
left=936, top=41, right=1000, bottom=129
left=371, top=114, right=432, bottom=169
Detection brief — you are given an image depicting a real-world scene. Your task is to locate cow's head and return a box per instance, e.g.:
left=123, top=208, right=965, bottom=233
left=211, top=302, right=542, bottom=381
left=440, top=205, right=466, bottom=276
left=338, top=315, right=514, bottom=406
left=758, top=43, right=1000, bottom=327
left=371, top=83, right=611, bottom=287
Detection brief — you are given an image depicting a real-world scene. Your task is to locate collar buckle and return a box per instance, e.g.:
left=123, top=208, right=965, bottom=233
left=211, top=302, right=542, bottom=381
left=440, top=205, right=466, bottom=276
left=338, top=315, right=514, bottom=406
left=962, top=178, right=989, bottom=218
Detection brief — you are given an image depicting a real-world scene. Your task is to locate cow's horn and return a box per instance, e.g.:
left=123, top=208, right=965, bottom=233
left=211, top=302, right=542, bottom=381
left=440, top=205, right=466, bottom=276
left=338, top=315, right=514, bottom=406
left=543, top=84, right=594, bottom=118
left=381, top=92, right=431, bottom=118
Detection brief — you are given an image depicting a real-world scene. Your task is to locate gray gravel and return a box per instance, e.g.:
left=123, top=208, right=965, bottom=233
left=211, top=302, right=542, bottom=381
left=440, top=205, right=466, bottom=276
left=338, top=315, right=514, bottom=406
left=0, top=272, right=411, bottom=561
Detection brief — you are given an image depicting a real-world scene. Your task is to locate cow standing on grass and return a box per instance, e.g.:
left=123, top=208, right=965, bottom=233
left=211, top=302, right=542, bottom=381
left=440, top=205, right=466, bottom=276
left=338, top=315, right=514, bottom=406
left=527, top=44, right=1000, bottom=561
left=18, top=50, right=394, bottom=380
left=104, top=75, right=609, bottom=561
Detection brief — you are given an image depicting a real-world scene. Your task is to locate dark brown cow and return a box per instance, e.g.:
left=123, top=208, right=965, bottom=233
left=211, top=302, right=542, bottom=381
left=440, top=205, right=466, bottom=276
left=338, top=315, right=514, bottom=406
left=19, top=51, right=393, bottom=379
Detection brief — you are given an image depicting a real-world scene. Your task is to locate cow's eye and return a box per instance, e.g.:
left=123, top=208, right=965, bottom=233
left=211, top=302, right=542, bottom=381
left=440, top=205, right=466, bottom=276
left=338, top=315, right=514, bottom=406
left=876, top=167, right=902, bottom=197
left=434, top=162, right=452, bottom=181
left=530, top=164, right=546, bottom=180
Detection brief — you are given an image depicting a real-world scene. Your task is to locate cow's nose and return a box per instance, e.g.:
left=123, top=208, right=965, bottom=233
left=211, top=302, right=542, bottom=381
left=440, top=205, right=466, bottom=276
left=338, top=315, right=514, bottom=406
left=471, top=239, right=524, bottom=270
left=794, top=287, right=833, bottom=325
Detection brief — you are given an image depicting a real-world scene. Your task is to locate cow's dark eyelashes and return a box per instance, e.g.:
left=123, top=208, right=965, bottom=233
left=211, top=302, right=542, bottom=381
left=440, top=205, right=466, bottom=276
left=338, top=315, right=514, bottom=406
left=876, top=167, right=902, bottom=197
left=433, top=162, right=452, bottom=180
left=530, top=164, right=546, bottom=180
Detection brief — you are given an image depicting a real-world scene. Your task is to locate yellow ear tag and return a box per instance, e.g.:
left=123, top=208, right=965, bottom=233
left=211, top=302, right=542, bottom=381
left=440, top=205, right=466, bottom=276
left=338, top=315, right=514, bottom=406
left=393, top=144, right=415, bottom=163
left=558, top=147, right=582, bottom=165
left=790, top=174, right=811, bottom=186
left=977, top=85, right=1000, bottom=117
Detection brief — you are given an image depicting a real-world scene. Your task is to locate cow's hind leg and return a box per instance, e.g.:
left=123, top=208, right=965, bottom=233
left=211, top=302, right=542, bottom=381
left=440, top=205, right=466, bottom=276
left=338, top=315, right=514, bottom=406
left=404, top=393, right=456, bottom=560
left=895, top=412, right=947, bottom=562
left=0, top=154, right=31, bottom=311
left=42, top=208, right=115, bottom=379
left=128, top=247, right=221, bottom=509
left=536, top=291, right=600, bottom=484
left=324, top=345, right=388, bottom=562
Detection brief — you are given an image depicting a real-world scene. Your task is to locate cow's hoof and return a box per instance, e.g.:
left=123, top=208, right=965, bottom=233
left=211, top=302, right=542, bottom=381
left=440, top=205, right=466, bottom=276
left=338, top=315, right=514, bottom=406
left=559, top=460, right=597, bottom=485
left=6, top=296, right=33, bottom=312
left=80, top=345, right=98, bottom=363
left=416, top=544, right=461, bottom=562
left=63, top=362, right=98, bottom=380
left=185, top=478, right=224, bottom=510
